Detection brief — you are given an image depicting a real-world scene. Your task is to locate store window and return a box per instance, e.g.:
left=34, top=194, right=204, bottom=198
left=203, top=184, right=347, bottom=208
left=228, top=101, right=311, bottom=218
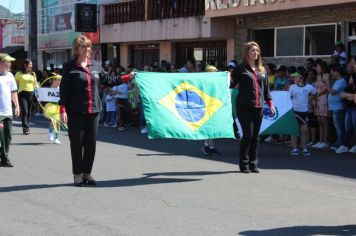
left=253, top=24, right=337, bottom=57
left=131, top=44, right=159, bottom=70
left=276, top=27, right=304, bottom=56
left=175, top=41, right=226, bottom=69
left=305, top=25, right=336, bottom=56
left=252, top=29, right=274, bottom=57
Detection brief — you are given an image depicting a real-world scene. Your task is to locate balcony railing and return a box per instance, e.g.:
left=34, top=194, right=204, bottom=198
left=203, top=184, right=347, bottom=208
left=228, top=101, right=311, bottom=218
left=104, top=0, right=204, bottom=25
left=104, top=0, right=145, bottom=24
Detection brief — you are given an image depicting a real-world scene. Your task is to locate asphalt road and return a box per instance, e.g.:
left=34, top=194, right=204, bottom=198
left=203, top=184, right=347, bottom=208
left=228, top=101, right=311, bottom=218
left=1, top=116, right=356, bottom=236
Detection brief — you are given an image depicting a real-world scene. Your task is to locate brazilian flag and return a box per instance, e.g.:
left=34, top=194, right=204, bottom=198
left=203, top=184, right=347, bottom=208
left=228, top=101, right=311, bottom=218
left=135, top=72, right=235, bottom=140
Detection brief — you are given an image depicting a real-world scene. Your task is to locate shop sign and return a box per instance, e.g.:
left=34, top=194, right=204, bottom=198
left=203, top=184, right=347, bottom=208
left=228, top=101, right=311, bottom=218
left=11, top=36, right=25, bottom=44
left=38, top=32, right=81, bottom=49
left=206, top=0, right=285, bottom=11
left=75, top=3, right=97, bottom=32
left=0, top=21, right=3, bottom=48
left=52, top=12, right=74, bottom=32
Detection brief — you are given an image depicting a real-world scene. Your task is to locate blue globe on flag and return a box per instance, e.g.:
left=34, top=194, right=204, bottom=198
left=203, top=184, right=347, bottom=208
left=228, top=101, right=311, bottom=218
left=175, top=91, right=206, bottom=122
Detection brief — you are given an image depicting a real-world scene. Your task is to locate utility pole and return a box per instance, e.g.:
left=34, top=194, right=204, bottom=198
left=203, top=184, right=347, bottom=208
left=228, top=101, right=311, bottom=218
left=28, top=0, right=38, bottom=71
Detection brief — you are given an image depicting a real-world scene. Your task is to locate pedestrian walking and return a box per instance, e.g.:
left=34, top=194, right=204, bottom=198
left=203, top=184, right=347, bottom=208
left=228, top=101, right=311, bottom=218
left=15, top=59, right=38, bottom=135
left=0, top=54, right=20, bottom=167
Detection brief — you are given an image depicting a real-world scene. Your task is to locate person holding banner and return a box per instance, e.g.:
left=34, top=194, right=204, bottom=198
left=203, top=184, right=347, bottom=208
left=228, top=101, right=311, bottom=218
left=0, top=54, right=20, bottom=167
left=44, top=74, right=62, bottom=144
left=59, top=35, right=134, bottom=187
left=234, top=42, right=275, bottom=173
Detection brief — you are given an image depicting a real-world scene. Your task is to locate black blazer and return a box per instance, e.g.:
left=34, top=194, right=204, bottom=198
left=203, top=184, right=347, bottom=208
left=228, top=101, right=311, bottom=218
left=233, top=63, right=272, bottom=108
left=59, top=59, right=123, bottom=114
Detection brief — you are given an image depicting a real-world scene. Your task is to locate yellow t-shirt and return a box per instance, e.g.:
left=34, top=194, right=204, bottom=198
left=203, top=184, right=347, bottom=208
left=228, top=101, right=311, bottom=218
left=268, top=75, right=276, bottom=89
left=15, top=72, right=36, bottom=93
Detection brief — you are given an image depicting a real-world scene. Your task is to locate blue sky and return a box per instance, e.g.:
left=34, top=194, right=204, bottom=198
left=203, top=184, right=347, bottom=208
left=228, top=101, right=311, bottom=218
left=0, top=0, right=24, bottom=13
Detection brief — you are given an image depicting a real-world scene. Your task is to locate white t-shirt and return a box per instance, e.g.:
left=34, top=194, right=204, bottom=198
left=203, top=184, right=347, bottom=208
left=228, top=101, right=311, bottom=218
left=288, top=84, right=317, bottom=112
left=0, top=71, right=17, bottom=116
left=113, top=83, right=129, bottom=99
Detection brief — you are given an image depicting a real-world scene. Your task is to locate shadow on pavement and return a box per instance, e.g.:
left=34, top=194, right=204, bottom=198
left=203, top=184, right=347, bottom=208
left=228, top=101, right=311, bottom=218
left=239, top=225, right=356, bottom=236
left=0, top=176, right=201, bottom=193
left=143, top=170, right=238, bottom=177
left=23, top=117, right=356, bottom=180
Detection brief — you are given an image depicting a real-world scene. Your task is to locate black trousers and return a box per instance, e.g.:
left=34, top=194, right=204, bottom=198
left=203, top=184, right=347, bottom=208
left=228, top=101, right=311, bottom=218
left=236, top=105, right=263, bottom=170
left=67, top=111, right=99, bottom=175
left=18, top=91, right=34, bottom=132
left=0, top=116, right=13, bottom=164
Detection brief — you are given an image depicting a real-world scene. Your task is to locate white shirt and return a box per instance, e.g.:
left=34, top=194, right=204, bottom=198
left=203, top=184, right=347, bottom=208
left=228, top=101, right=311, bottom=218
left=289, top=84, right=316, bottom=112
left=0, top=71, right=17, bottom=116
left=105, top=94, right=117, bottom=112
left=113, top=83, right=129, bottom=99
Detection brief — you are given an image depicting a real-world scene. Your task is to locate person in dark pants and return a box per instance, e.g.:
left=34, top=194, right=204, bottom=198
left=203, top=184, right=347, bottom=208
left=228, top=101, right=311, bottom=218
left=0, top=54, right=20, bottom=167
left=234, top=42, right=275, bottom=173
left=15, top=59, right=38, bottom=135
left=59, top=35, right=133, bottom=187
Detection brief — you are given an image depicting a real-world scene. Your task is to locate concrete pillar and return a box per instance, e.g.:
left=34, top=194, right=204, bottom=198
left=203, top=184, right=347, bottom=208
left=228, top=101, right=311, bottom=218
left=160, top=42, right=172, bottom=63
left=120, top=43, right=129, bottom=68
left=227, top=38, right=235, bottom=62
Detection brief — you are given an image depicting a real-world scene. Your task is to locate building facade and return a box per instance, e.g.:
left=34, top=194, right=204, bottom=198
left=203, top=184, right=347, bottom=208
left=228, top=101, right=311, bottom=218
left=100, top=0, right=235, bottom=69
left=206, top=0, right=356, bottom=66
left=26, top=0, right=99, bottom=71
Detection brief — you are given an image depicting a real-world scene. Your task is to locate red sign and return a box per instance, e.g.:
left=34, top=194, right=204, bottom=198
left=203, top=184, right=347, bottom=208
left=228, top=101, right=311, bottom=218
left=0, top=21, right=3, bottom=48
left=11, top=36, right=25, bottom=44
left=84, top=27, right=100, bottom=44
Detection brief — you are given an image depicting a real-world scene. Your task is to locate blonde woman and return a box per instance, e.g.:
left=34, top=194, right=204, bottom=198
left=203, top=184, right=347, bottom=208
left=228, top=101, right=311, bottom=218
left=59, top=35, right=134, bottom=187
left=15, top=59, right=38, bottom=135
left=234, top=42, right=275, bottom=173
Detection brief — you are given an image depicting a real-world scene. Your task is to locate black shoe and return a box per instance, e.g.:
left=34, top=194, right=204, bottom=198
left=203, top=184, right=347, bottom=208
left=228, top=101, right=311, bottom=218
left=83, top=174, right=97, bottom=186
left=240, top=169, right=250, bottom=174
left=209, top=148, right=221, bottom=156
left=73, top=174, right=84, bottom=187
left=201, top=146, right=212, bottom=156
left=250, top=168, right=260, bottom=173
left=0, top=162, right=13, bottom=167
left=23, top=130, right=30, bottom=135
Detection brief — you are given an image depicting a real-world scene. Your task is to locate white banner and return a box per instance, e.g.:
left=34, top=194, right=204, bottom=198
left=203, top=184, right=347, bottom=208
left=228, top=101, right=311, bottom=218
left=236, top=91, right=294, bottom=135
left=37, top=88, right=60, bottom=102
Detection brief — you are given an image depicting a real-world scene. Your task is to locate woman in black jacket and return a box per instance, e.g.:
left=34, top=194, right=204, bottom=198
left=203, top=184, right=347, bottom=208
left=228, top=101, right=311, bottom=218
left=59, top=35, right=133, bottom=186
left=234, top=42, right=275, bottom=173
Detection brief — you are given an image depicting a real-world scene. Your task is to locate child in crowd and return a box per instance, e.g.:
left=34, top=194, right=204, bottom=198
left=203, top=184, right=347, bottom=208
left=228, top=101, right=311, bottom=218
left=274, top=65, right=288, bottom=90
left=44, top=74, right=62, bottom=144
left=306, top=69, right=318, bottom=146
left=289, top=72, right=317, bottom=156
left=104, top=88, right=117, bottom=128
left=201, top=65, right=220, bottom=156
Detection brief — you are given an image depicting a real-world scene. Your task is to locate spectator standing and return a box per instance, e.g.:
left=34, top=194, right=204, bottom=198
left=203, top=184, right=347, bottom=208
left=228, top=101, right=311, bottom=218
left=313, top=61, right=330, bottom=149
left=340, top=73, right=356, bottom=153
left=326, top=66, right=348, bottom=153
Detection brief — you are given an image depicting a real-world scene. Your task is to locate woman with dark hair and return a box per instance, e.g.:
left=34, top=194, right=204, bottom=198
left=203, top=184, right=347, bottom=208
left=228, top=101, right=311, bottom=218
left=234, top=41, right=275, bottom=173
left=15, top=59, right=38, bottom=135
left=60, top=35, right=133, bottom=186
